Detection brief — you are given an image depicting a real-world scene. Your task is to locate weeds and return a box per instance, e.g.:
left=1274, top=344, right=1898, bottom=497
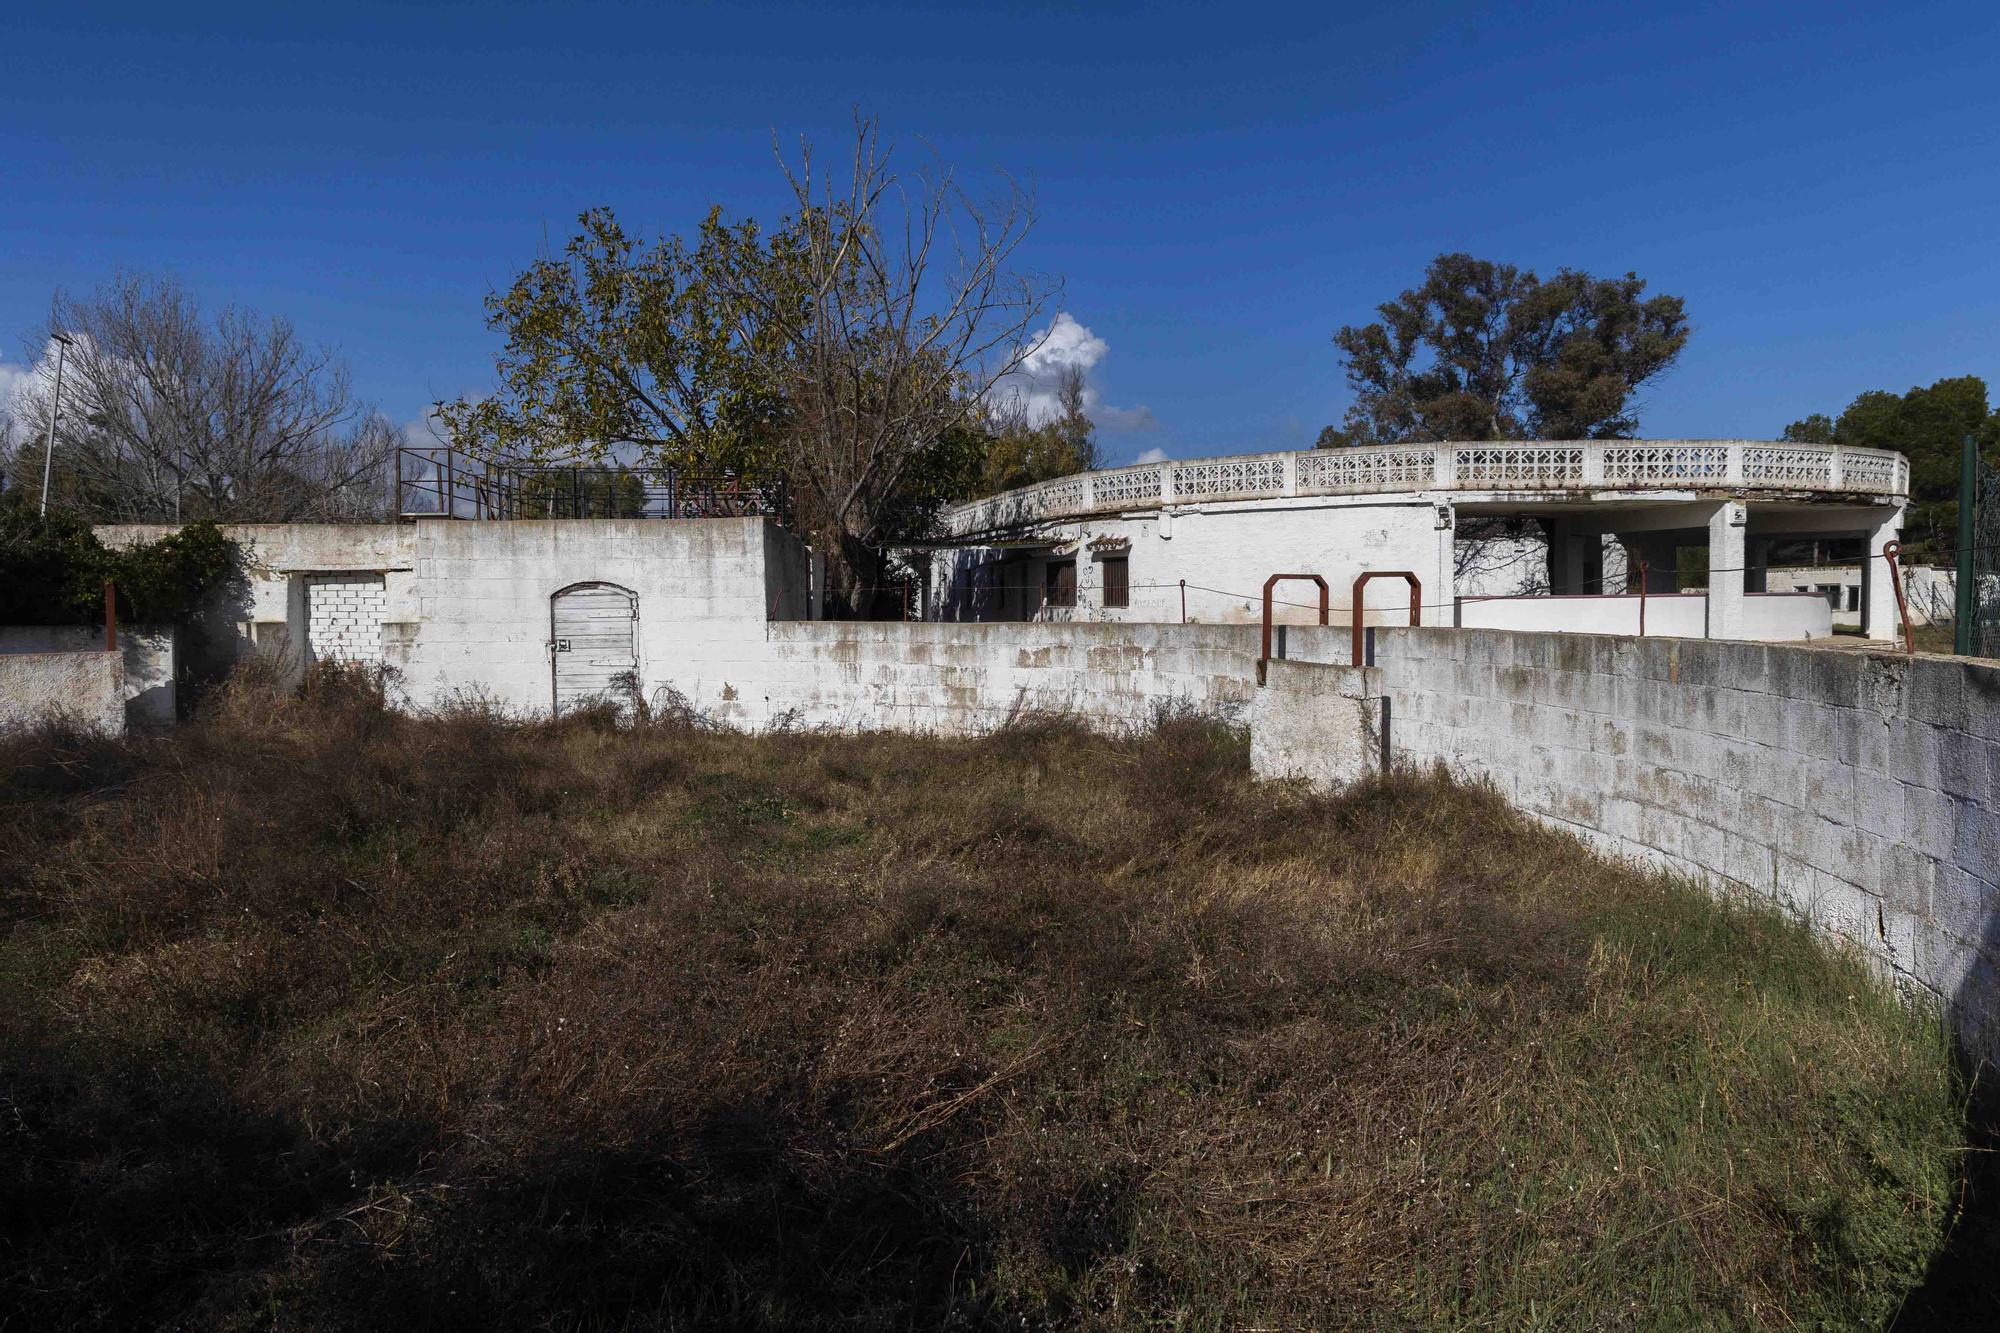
left=0, top=673, right=1971, bottom=1330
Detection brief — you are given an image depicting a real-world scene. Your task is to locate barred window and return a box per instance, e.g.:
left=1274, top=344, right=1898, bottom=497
left=1100, top=555, right=1129, bottom=608
left=1044, top=559, right=1076, bottom=609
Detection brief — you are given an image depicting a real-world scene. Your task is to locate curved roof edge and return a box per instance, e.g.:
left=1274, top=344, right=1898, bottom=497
left=941, top=440, right=1908, bottom=538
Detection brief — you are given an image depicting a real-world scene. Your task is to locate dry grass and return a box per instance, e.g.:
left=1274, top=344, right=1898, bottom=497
left=0, top=668, right=1971, bottom=1330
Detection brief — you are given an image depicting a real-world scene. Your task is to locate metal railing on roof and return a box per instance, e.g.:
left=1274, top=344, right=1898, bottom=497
left=395, top=447, right=787, bottom=525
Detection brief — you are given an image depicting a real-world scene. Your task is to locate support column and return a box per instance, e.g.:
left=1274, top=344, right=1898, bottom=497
left=1433, top=503, right=1456, bottom=617
left=1706, top=501, right=1747, bottom=640
left=1560, top=526, right=1591, bottom=594
left=1860, top=505, right=1905, bottom=642
left=1543, top=518, right=1567, bottom=593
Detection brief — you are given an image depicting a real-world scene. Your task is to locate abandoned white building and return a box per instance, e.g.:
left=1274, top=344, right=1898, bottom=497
left=920, top=439, right=1911, bottom=643
left=9, top=436, right=1998, bottom=1068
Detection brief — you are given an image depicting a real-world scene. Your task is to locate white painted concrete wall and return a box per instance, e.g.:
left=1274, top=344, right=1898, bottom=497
left=0, top=649, right=124, bottom=733
left=1362, top=627, right=2000, bottom=1060
left=100, top=518, right=813, bottom=716
left=1251, top=659, right=1383, bottom=787
left=1458, top=594, right=1710, bottom=638
left=929, top=497, right=1452, bottom=628
left=1454, top=591, right=1833, bottom=641
left=682, top=621, right=1277, bottom=733
left=0, top=625, right=177, bottom=727
left=391, top=517, right=805, bottom=714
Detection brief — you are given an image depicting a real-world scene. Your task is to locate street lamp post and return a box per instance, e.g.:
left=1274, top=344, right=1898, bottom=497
left=37, top=333, right=75, bottom=517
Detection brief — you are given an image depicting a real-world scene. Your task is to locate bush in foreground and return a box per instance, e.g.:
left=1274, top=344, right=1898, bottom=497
left=0, top=676, right=1971, bottom=1329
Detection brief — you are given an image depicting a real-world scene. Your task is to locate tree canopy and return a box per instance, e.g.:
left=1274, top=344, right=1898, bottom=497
left=6, top=275, right=395, bottom=523
left=441, top=119, right=1060, bottom=614
left=1782, top=376, right=2000, bottom=554
left=1318, top=253, right=1689, bottom=446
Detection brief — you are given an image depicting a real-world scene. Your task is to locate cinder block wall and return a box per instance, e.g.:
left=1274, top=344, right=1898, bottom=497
left=1367, top=627, right=2000, bottom=1059
left=688, top=621, right=1277, bottom=732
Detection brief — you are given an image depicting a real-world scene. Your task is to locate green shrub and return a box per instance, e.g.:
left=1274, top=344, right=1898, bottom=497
left=0, top=491, right=235, bottom=625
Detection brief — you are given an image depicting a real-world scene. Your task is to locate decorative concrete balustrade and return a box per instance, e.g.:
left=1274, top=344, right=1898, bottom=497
left=943, top=440, right=1910, bottom=537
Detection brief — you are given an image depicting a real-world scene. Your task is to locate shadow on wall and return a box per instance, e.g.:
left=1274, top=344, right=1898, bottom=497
left=1904, top=665, right=2000, bottom=1327
left=173, top=553, right=256, bottom=716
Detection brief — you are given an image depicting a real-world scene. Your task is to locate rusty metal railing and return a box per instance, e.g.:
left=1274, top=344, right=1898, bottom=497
left=1256, top=574, right=1328, bottom=684
left=1882, top=541, right=1914, bottom=653
left=395, top=446, right=787, bottom=525
left=1351, top=571, right=1422, bottom=666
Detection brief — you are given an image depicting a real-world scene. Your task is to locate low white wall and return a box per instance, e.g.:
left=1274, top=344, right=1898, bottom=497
left=1742, top=591, right=1838, bottom=640
left=687, top=621, right=1277, bottom=733
left=1365, top=628, right=2000, bottom=1060
left=0, top=650, right=124, bottom=733
left=1457, top=591, right=1833, bottom=641
left=660, top=618, right=1997, bottom=1060
left=0, top=626, right=176, bottom=727
left=1458, top=594, right=1708, bottom=638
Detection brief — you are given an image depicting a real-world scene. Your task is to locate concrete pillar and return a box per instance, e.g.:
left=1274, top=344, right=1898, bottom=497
left=1860, top=505, right=1906, bottom=642
left=1706, top=501, right=1747, bottom=640
left=1433, top=503, right=1456, bottom=615
left=1560, top=525, right=1591, bottom=594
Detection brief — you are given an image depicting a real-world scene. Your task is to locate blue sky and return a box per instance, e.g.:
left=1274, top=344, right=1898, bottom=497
left=3, top=0, right=1997, bottom=465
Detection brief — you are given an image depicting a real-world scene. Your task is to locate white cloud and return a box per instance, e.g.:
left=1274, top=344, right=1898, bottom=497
left=1133, top=446, right=1170, bottom=465
left=991, top=312, right=1156, bottom=435
left=0, top=339, right=78, bottom=455
left=1099, top=405, right=1160, bottom=433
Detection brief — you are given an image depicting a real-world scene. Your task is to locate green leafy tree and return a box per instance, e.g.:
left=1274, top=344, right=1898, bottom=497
left=1318, top=253, right=1689, bottom=446
left=1782, top=376, right=2000, bottom=553
left=973, top=365, right=1098, bottom=497
left=443, top=118, right=1057, bottom=614
left=436, top=208, right=792, bottom=476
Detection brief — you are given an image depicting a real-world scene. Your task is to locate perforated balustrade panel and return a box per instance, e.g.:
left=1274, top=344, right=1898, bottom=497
left=551, top=583, right=638, bottom=711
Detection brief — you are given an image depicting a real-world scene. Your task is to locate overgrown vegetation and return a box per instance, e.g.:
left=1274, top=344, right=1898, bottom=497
left=0, top=674, right=1973, bottom=1329
left=0, top=492, right=236, bottom=625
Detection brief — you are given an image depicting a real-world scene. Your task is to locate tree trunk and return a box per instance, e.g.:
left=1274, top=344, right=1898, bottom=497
left=834, top=528, right=887, bottom=619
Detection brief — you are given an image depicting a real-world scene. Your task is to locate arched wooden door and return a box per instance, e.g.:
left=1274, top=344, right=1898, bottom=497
left=550, top=582, right=638, bottom=712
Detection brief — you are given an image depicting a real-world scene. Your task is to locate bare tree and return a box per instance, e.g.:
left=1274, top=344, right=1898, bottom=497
left=733, top=116, right=1059, bottom=612
left=15, top=275, right=394, bottom=522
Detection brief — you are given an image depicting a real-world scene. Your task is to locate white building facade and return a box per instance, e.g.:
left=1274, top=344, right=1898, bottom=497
left=920, top=440, right=1911, bottom=643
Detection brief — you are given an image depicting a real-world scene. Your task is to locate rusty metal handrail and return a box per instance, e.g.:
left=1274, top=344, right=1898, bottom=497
left=1882, top=541, right=1914, bottom=654
left=1258, top=574, right=1329, bottom=684
left=1351, top=571, right=1422, bottom=666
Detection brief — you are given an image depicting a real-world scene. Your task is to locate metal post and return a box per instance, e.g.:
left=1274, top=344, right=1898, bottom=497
left=38, top=333, right=74, bottom=516
left=1179, top=578, right=1186, bottom=624
left=103, top=580, right=118, bottom=652
left=1883, top=541, right=1914, bottom=654
left=1637, top=560, right=1649, bottom=637
left=1956, top=432, right=1978, bottom=656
